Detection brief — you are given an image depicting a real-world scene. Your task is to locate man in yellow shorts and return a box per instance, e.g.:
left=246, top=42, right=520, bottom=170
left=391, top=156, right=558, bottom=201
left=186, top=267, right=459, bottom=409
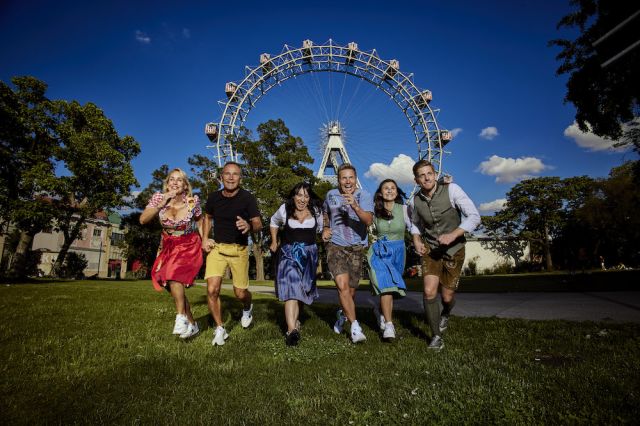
left=202, top=162, right=262, bottom=346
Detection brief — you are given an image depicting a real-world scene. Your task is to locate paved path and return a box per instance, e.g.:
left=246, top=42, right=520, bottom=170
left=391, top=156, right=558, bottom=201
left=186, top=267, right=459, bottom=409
left=203, top=284, right=640, bottom=323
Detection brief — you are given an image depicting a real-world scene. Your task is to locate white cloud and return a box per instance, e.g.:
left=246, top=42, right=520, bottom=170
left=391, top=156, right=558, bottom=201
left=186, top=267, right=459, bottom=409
left=182, top=28, right=191, bottom=39
left=135, top=30, right=151, bottom=44
left=477, top=155, right=548, bottom=183
left=563, top=121, right=627, bottom=152
left=479, top=198, right=507, bottom=213
left=450, top=128, right=463, bottom=137
left=479, top=126, right=499, bottom=140
left=365, top=154, right=416, bottom=184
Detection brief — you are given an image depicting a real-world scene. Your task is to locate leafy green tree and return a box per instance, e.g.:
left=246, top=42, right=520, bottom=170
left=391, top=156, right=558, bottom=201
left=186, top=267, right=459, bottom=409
left=51, top=101, right=140, bottom=275
left=550, top=1, right=639, bottom=144
left=120, top=165, right=168, bottom=276
left=574, top=162, right=640, bottom=266
left=229, top=119, right=317, bottom=280
left=57, top=251, right=88, bottom=279
left=134, top=164, right=168, bottom=210
left=480, top=215, right=529, bottom=268
left=187, top=154, right=218, bottom=201
left=0, top=76, right=59, bottom=277
left=486, top=177, right=568, bottom=271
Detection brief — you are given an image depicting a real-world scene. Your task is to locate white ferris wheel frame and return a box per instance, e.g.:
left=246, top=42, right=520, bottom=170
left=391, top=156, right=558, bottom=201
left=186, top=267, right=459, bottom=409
left=206, top=39, right=453, bottom=176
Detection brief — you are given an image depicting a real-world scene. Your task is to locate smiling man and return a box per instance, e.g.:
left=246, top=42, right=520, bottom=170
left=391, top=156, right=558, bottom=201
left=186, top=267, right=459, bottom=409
left=322, top=164, right=373, bottom=343
left=202, top=161, right=262, bottom=346
left=410, top=159, right=480, bottom=350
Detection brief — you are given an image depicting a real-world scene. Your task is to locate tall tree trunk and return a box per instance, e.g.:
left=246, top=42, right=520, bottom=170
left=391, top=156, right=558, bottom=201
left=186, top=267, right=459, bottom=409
left=52, top=219, right=84, bottom=276
left=544, top=224, right=553, bottom=271
left=8, top=231, right=35, bottom=278
left=253, top=241, right=265, bottom=281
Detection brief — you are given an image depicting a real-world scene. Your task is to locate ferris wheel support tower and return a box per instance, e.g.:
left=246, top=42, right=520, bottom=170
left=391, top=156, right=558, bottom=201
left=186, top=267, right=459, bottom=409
left=317, top=121, right=361, bottom=188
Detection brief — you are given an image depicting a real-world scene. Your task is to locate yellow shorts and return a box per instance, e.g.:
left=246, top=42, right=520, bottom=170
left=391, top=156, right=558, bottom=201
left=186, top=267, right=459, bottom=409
left=205, top=243, right=250, bottom=289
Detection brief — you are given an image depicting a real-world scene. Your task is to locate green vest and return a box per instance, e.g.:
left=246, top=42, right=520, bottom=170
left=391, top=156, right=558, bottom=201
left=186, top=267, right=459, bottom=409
left=413, top=184, right=465, bottom=257
left=374, top=203, right=405, bottom=241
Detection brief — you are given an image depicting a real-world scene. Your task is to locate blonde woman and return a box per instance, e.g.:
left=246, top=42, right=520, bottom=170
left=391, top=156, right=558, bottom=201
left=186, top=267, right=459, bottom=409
left=140, top=168, right=203, bottom=339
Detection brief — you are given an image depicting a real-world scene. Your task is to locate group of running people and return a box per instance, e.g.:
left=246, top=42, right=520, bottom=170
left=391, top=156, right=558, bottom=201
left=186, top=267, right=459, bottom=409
left=139, top=160, right=480, bottom=350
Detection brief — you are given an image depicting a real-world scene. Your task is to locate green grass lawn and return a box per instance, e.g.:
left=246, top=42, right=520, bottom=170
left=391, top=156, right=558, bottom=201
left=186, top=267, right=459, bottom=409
left=1, top=280, right=639, bottom=424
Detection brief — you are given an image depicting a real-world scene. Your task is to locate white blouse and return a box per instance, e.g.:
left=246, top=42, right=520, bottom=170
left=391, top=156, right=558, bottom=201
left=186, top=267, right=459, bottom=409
left=269, top=204, right=323, bottom=232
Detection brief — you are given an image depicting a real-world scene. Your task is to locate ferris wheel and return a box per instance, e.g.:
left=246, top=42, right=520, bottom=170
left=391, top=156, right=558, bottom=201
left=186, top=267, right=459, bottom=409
left=205, top=39, right=453, bottom=176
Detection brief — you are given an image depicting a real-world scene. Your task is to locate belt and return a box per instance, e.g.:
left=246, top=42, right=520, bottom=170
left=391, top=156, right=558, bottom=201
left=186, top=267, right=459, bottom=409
left=163, top=228, right=196, bottom=237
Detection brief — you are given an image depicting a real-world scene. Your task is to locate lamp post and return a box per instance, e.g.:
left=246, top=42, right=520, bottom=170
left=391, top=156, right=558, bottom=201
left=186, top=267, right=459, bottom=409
left=97, top=231, right=103, bottom=278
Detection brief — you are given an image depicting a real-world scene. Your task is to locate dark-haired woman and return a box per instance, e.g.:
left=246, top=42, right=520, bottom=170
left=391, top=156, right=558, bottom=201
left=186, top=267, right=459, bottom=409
left=269, top=182, right=323, bottom=346
left=367, top=179, right=420, bottom=340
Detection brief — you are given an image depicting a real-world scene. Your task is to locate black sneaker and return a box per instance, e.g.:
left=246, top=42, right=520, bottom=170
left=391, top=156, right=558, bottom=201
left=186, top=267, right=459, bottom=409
left=285, top=329, right=300, bottom=346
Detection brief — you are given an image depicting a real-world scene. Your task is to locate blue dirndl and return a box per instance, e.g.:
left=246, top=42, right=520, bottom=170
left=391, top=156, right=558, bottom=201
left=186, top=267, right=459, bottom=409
left=366, top=237, right=407, bottom=297
left=275, top=242, right=319, bottom=304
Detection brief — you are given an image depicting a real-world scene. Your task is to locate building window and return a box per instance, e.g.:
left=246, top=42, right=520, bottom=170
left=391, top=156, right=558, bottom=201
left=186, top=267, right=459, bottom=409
left=111, top=232, right=124, bottom=245
left=93, top=229, right=102, bottom=237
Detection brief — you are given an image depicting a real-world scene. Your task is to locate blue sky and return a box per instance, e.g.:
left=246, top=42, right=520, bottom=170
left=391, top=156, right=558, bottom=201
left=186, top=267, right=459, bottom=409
left=1, top=0, right=634, bottom=213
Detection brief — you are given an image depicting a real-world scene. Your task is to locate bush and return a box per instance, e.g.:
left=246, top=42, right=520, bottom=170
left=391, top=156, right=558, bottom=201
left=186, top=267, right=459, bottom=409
left=58, top=252, right=88, bottom=279
left=513, top=260, right=544, bottom=273
left=483, top=261, right=514, bottom=275
left=25, top=250, right=44, bottom=277
left=463, top=257, right=478, bottom=276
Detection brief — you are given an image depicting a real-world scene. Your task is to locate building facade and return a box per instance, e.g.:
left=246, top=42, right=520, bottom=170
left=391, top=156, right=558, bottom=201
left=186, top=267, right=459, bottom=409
left=31, top=212, right=128, bottom=278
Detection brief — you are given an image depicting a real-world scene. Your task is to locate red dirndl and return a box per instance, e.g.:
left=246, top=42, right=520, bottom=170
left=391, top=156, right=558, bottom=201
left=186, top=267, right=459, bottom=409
left=151, top=231, right=203, bottom=292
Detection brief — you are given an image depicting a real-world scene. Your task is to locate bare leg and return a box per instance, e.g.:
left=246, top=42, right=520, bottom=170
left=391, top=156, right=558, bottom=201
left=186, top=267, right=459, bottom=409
left=335, top=273, right=356, bottom=322
left=380, top=294, right=393, bottom=323
left=284, top=299, right=300, bottom=332
left=169, top=281, right=195, bottom=324
left=207, top=276, right=223, bottom=327
left=184, top=297, right=194, bottom=324
left=234, top=286, right=252, bottom=310
left=169, top=281, right=185, bottom=314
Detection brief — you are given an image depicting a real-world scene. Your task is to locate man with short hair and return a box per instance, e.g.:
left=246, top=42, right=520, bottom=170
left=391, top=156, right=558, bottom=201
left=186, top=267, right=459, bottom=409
left=410, top=159, right=480, bottom=350
left=203, top=161, right=262, bottom=346
left=322, top=164, right=374, bottom=343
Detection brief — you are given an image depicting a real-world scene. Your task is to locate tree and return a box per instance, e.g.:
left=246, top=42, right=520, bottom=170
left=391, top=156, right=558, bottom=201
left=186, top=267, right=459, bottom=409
left=550, top=1, right=639, bottom=143
left=51, top=101, right=140, bottom=275
left=573, top=162, right=640, bottom=266
left=120, top=165, right=168, bottom=276
left=134, top=164, right=168, bottom=210
left=229, top=119, right=317, bottom=280
left=0, top=76, right=59, bottom=277
left=187, top=154, right=218, bottom=201
left=485, top=177, right=569, bottom=271
left=480, top=215, right=529, bottom=268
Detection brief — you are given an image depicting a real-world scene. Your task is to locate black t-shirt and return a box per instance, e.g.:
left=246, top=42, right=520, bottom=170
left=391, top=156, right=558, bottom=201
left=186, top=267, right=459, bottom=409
left=205, top=188, right=261, bottom=246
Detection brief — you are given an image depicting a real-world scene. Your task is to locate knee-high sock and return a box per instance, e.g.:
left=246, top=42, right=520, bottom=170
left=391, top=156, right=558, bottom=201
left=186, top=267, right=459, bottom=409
left=441, top=298, right=456, bottom=316
left=424, top=297, right=440, bottom=337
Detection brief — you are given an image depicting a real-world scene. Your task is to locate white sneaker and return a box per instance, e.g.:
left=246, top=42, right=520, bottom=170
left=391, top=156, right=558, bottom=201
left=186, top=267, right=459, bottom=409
left=212, top=326, right=229, bottom=346
left=379, top=314, right=386, bottom=331
left=382, top=322, right=396, bottom=340
left=241, top=304, right=253, bottom=328
left=350, top=322, right=367, bottom=343
left=172, top=314, right=188, bottom=335
left=428, top=335, right=444, bottom=351
left=333, top=309, right=347, bottom=334
left=179, top=322, right=200, bottom=339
